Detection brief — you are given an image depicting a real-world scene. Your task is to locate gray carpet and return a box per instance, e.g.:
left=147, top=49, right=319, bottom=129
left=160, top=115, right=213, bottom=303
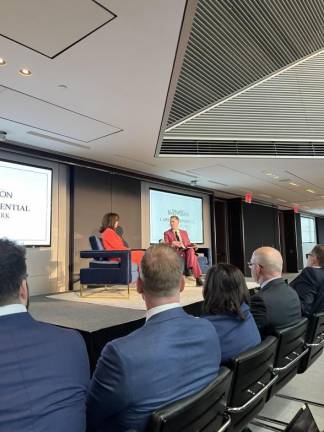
left=29, top=295, right=145, bottom=332
left=249, top=352, right=324, bottom=431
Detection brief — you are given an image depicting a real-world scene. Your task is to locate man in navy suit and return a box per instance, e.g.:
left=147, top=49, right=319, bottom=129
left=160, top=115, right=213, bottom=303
left=87, top=244, right=221, bottom=432
left=0, top=239, right=90, bottom=432
left=290, top=244, right=324, bottom=316
left=249, top=247, right=302, bottom=336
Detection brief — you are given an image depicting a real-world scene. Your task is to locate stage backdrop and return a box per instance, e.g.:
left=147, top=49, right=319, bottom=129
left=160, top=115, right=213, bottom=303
left=73, top=166, right=142, bottom=275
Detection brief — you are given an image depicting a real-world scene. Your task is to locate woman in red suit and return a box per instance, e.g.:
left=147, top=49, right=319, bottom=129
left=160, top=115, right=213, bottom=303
left=99, top=212, right=144, bottom=267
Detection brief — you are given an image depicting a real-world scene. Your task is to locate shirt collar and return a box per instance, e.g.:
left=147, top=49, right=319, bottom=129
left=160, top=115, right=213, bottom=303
left=0, top=304, right=27, bottom=317
left=146, top=303, right=181, bottom=321
left=260, top=276, right=282, bottom=289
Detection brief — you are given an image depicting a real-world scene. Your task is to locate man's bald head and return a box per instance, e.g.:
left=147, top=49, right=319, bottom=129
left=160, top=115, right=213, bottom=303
left=252, top=247, right=283, bottom=274
left=250, top=247, right=283, bottom=284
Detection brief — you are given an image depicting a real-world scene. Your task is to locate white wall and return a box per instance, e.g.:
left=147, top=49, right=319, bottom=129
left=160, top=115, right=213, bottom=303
left=141, top=181, right=211, bottom=249
left=0, top=150, right=70, bottom=296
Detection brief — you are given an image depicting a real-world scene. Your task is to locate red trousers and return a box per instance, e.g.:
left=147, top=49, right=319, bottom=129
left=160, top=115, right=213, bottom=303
left=180, top=248, right=202, bottom=278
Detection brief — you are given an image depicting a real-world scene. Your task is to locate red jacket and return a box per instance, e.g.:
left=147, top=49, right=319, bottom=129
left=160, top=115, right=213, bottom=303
left=164, top=229, right=192, bottom=247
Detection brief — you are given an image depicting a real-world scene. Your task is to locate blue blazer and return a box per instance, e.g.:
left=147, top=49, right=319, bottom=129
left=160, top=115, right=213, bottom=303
left=202, top=303, right=261, bottom=363
left=0, top=312, right=90, bottom=432
left=87, top=307, right=221, bottom=432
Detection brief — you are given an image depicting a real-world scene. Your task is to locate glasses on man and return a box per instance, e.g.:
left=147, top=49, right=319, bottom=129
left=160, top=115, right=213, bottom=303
left=247, top=262, right=263, bottom=269
left=306, top=253, right=313, bottom=259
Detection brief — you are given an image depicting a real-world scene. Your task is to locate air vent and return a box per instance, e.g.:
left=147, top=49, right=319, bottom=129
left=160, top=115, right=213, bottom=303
left=160, top=140, right=324, bottom=158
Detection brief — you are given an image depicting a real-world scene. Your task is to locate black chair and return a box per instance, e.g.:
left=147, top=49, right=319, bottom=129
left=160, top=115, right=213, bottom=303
left=146, top=367, right=232, bottom=432
left=267, top=318, right=309, bottom=400
left=225, top=336, right=278, bottom=432
left=298, top=312, right=324, bottom=373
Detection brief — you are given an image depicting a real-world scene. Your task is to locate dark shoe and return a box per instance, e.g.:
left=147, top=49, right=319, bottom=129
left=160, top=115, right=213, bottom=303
left=196, top=277, right=203, bottom=286
left=187, top=268, right=193, bottom=276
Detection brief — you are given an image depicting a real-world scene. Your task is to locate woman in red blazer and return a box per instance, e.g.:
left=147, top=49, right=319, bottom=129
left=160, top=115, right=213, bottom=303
left=100, top=213, right=144, bottom=267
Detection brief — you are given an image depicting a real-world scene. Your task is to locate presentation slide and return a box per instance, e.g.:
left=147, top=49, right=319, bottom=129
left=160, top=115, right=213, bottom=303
left=150, top=189, right=203, bottom=244
left=0, top=160, right=52, bottom=246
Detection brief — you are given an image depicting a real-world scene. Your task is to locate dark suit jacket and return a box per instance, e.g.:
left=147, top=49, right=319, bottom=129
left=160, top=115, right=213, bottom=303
left=87, top=307, right=221, bottom=432
left=202, top=302, right=261, bottom=362
left=290, top=267, right=324, bottom=316
left=250, top=278, right=302, bottom=336
left=0, top=312, right=90, bottom=432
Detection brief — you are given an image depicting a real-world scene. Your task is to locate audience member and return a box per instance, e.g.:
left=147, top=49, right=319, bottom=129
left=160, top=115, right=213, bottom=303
left=87, top=244, right=221, bottom=432
left=202, top=263, right=261, bottom=362
left=290, top=245, right=324, bottom=316
left=0, top=238, right=89, bottom=432
left=249, top=247, right=302, bottom=336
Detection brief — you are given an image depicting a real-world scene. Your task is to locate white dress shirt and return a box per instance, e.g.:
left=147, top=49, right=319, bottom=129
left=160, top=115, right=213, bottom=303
left=146, top=303, right=181, bottom=321
left=0, top=304, right=27, bottom=317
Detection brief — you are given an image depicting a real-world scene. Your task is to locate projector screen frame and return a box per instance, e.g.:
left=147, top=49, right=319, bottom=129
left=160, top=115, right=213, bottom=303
left=149, top=187, right=204, bottom=245
left=0, top=157, right=53, bottom=247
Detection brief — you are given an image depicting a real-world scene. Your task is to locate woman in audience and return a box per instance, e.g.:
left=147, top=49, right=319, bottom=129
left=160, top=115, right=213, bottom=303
left=99, top=212, right=144, bottom=268
left=202, top=263, right=261, bottom=362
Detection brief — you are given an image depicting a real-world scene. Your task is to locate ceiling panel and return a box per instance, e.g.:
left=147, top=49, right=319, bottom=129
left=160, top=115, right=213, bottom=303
left=167, top=0, right=324, bottom=126
left=0, top=0, right=115, bottom=58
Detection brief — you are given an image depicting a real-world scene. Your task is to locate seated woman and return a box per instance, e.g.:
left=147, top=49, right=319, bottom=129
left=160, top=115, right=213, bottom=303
left=99, top=212, right=144, bottom=268
left=202, top=263, right=261, bottom=363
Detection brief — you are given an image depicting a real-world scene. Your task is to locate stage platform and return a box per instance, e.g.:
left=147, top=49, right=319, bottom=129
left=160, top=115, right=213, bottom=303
left=29, top=291, right=204, bottom=371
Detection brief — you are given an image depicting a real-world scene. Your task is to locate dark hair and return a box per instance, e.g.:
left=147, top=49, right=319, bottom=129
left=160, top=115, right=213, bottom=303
left=99, top=212, right=120, bottom=233
left=170, top=215, right=179, bottom=221
left=0, top=238, right=27, bottom=305
left=311, top=244, right=324, bottom=267
left=202, top=263, right=250, bottom=320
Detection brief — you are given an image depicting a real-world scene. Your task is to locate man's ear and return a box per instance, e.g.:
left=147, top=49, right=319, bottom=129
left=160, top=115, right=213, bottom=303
left=137, top=276, right=144, bottom=294
left=19, top=279, right=28, bottom=304
left=179, top=275, right=185, bottom=293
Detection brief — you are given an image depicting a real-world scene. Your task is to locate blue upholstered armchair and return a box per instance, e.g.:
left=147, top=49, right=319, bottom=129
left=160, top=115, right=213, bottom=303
left=79, top=240, right=131, bottom=297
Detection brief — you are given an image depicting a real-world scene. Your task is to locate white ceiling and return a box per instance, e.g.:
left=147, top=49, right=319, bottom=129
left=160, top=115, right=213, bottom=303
left=1, top=1, right=324, bottom=215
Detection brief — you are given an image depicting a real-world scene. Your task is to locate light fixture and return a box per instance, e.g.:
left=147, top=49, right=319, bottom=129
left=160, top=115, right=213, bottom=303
left=289, top=182, right=298, bottom=186
left=306, top=189, right=316, bottom=194
left=277, top=198, right=287, bottom=203
left=0, top=57, right=6, bottom=66
left=19, top=68, right=32, bottom=76
left=273, top=175, right=279, bottom=179
left=259, top=193, right=271, bottom=198
left=265, top=172, right=273, bottom=176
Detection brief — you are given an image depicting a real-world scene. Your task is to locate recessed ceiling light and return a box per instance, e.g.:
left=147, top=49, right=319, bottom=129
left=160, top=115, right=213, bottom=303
left=265, top=172, right=273, bottom=176
left=306, top=189, right=316, bottom=193
left=289, top=182, right=298, bottom=186
left=277, top=198, right=287, bottom=202
left=259, top=194, right=271, bottom=198
left=273, top=175, right=279, bottom=179
left=0, top=57, right=6, bottom=66
left=304, top=206, right=311, bottom=209
left=19, top=68, right=32, bottom=76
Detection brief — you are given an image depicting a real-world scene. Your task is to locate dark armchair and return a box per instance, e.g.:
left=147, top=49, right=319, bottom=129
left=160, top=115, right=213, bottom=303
left=79, top=249, right=131, bottom=298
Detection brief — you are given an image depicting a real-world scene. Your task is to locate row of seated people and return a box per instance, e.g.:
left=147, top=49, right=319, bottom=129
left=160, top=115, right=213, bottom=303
left=1, top=239, right=324, bottom=431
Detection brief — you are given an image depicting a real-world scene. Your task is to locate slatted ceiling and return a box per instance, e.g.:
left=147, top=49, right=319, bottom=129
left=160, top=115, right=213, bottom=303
left=167, top=0, right=324, bottom=126
left=160, top=141, right=324, bottom=157
left=162, top=48, right=324, bottom=156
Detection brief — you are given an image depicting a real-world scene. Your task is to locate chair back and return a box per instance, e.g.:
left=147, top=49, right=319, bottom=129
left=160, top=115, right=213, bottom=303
left=89, top=235, right=104, bottom=251
left=298, top=312, right=324, bottom=374
left=146, top=367, right=232, bottom=432
left=268, top=318, right=308, bottom=399
left=226, top=336, right=278, bottom=432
